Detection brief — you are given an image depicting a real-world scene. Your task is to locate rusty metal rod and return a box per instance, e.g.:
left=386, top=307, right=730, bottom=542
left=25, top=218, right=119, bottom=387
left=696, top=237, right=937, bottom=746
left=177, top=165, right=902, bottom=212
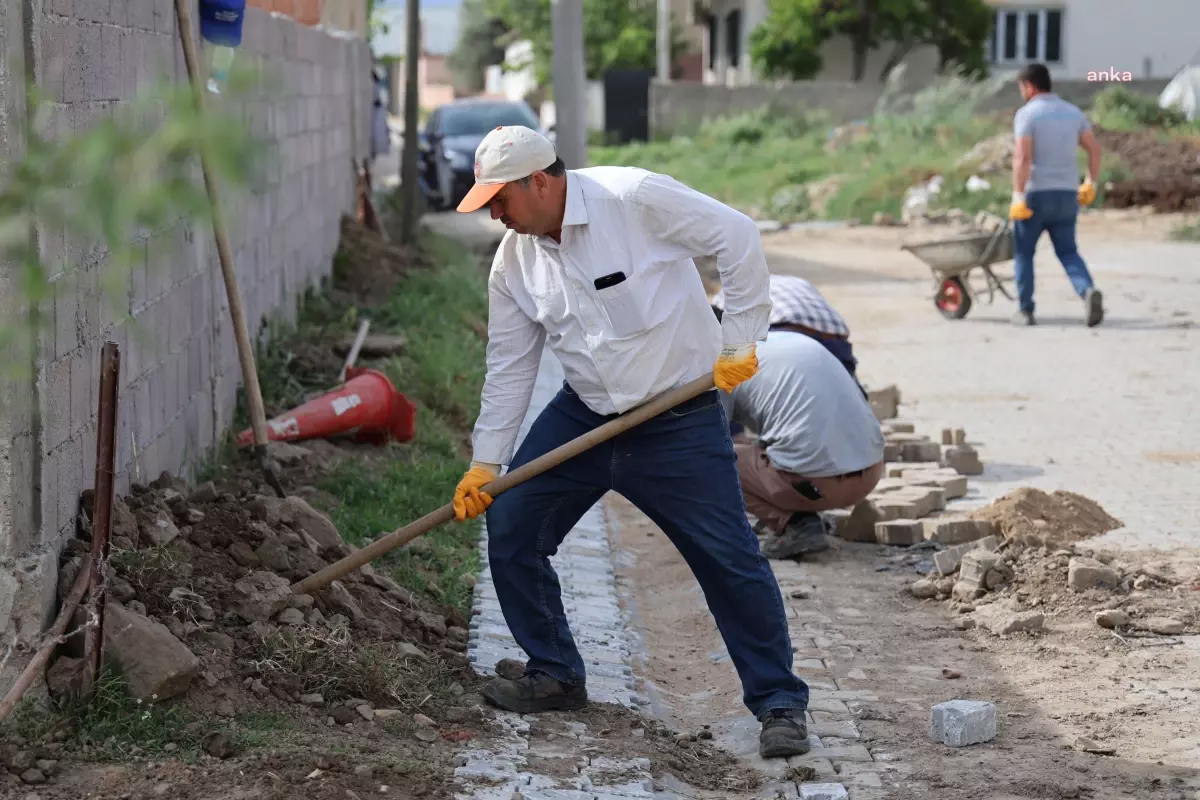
left=0, top=556, right=92, bottom=724
left=291, top=373, right=717, bottom=595
left=82, top=342, right=120, bottom=697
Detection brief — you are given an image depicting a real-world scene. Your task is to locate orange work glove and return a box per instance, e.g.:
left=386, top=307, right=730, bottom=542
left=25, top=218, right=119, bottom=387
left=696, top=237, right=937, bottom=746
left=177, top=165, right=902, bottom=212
left=1077, top=180, right=1096, bottom=206
left=713, top=343, right=758, bottom=392
left=1009, top=191, right=1033, bottom=221
left=453, top=462, right=497, bottom=521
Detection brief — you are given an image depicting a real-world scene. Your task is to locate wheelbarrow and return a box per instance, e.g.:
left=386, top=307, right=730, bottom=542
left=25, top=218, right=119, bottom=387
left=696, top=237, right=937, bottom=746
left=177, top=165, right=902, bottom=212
left=900, top=214, right=1015, bottom=320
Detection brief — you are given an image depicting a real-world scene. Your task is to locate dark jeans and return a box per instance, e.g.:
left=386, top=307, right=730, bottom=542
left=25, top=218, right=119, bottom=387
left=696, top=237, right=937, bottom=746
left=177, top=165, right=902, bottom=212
left=1012, top=190, right=1096, bottom=313
left=485, top=383, right=809, bottom=717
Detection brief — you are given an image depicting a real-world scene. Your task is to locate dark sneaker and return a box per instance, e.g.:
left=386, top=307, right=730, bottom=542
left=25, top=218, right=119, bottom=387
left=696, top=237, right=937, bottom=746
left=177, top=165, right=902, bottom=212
left=761, top=512, right=829, bottom=560
left=480, top=670, right=588, bottom=713
left=1084, top=288, right=1104, bottom=327
left=759, top=709, right=811, bottom=758
left=1012, top=309, right=1036, bottom=326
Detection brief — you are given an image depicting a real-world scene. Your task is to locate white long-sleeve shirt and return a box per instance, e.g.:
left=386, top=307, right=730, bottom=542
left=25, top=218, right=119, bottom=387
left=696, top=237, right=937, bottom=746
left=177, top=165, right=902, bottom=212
left=471, top=167, right=772, bottom=467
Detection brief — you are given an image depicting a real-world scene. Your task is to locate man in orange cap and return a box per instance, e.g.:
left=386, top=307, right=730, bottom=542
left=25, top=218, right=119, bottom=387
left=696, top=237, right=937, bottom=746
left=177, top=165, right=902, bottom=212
left=449, top=126, right=812, bottom=759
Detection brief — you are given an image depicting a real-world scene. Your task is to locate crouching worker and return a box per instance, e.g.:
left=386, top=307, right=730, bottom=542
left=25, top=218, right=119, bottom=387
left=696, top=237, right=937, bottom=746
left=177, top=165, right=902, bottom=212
left=714, top=306, right=886, bottom=559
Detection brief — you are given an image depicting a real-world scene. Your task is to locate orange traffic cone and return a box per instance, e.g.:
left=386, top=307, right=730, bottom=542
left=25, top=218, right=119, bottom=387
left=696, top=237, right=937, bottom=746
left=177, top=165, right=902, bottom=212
left=236, top=367, right=416, bottom=447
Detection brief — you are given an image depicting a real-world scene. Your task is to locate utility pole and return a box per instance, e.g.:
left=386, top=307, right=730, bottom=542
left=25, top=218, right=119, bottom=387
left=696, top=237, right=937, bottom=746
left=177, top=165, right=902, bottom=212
left=656, top=0, right=671, bottom=83
left=550, top=0, right=587, bottom=169
left=399, top=0, right=422, bottom=243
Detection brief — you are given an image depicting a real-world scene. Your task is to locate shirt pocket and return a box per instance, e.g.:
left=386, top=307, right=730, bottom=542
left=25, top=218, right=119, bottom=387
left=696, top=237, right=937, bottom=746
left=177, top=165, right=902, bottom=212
left=595, top=279, right=648, bottom=338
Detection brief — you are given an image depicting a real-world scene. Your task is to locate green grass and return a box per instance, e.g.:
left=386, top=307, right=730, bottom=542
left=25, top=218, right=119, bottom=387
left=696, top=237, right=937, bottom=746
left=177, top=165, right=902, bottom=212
left=221, top=226, right=488, bottom=616
left=4, top=665, right=199, bottom=761
left=591, top=76, right=1191, bottom=224
left=1170, top=218, right=1200, bottom=241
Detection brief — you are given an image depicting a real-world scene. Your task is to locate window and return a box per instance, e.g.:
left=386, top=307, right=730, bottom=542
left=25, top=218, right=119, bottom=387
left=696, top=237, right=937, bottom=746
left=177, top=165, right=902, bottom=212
left=725, top=9, right=741, bottom=69
left=707, top=13, right=717, bottom=70
left=989, top=8, right=1063, bottom=65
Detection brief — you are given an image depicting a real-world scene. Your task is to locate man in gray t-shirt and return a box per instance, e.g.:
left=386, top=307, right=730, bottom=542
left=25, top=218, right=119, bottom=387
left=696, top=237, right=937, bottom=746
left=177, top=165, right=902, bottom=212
left=1009, top=62, right=1105, bottom=328
left=722, top=331, right=885, bottom=559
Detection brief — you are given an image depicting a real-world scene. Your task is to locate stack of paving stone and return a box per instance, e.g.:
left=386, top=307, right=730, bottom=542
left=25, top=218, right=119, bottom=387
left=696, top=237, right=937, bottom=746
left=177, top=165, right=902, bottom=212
left=825, top=421, right=994, bottom=548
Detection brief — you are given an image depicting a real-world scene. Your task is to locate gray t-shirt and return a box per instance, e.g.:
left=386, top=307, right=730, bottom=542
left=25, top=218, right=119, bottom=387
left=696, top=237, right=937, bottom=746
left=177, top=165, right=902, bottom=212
left=1014, top=93, right=1091, bottom=193
left=722, top=331, right=884, bottom=478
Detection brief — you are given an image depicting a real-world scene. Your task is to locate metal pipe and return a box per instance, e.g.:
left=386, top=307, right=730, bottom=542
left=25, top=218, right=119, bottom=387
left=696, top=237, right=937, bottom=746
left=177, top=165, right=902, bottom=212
left=82, top=341, right=120, bottom=696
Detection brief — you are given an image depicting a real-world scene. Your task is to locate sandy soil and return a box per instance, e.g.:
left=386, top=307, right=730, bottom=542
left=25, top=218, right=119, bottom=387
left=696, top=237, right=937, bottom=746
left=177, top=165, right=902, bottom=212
left=607, top=490, right=1200, bottom=800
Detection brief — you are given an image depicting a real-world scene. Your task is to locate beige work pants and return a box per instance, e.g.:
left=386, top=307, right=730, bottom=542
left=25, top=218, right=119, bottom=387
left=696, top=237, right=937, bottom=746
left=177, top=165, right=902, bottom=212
left=734, top=443, right=884, bottom=535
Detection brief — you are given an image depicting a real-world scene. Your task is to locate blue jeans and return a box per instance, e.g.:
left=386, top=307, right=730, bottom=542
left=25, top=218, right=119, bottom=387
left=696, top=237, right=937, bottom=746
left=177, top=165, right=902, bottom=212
left=485, top=383, right=808, bottom=717
left=1012, top=190, right=1095, bottom=313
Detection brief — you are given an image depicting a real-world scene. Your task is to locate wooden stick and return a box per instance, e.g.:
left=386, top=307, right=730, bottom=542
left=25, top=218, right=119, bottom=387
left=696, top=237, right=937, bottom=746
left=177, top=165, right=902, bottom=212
left=292, top=373, right=717, bottom=594
left=174, top=0, right=282, bottom=499
left=0, top=557, right=92, bottom=724
left=337, top=318, right=371, bottom=384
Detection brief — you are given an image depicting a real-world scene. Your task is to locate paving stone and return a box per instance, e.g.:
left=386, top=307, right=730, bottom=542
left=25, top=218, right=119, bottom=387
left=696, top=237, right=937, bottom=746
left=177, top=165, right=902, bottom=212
left=931, top=699, right=996, bottom=746
left=794, top=745, right=873, bottom=763
left=799, top=783, right=849, bottom=800
left=874, top=519, right=923, bottom=546
left=923, top=517, right=995, bottom=545
left=941, top=444, right=983, bottom=475
left=901, top=441, right=942, bottom=462
left=839, top=500, right=880, bottom=543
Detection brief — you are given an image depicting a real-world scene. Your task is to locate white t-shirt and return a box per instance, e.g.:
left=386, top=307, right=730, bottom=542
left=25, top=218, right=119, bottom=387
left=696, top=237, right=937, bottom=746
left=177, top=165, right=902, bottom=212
left=722, top=331, right=884, bottom=478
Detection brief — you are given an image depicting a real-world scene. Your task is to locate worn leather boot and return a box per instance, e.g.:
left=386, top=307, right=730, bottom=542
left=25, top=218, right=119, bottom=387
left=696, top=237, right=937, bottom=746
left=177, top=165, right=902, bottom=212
left=481, top=670, right=588, bottom=713
left=759, top=708, right=811, bottom=758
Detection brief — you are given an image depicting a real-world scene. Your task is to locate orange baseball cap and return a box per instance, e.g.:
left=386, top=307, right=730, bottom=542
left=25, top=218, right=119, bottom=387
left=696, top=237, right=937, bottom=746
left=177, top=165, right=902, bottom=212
left=457, top=125, right=558, bottom=213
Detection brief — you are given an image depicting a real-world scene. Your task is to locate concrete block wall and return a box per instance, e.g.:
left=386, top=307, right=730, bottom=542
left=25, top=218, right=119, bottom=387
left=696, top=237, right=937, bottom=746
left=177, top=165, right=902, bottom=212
left=0, top=1, right=371, bottom=693
left=649, top=78, right=1172, bottom=136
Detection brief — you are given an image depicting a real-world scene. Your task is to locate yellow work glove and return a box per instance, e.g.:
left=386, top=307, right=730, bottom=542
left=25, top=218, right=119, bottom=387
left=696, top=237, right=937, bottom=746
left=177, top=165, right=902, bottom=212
left=713, top=343, right=758, bottom=392
left=453, top=462, right=498, bottom=521
left=1009, top=191, right=1033, bottom=221
left=1077, top=180, right=1096, bottom=206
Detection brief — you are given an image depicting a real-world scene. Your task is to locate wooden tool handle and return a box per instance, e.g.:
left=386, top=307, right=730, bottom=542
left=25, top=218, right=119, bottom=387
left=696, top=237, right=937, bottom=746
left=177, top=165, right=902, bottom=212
left=291, top=373, right=718, bottom=594
left=174, top=0, right=271, bottom=449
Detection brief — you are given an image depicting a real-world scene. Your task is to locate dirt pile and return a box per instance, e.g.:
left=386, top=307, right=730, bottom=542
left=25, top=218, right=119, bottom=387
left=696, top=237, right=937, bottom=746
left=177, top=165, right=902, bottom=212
left=56, top=460, right=474, bottom=718
left=1097, top=128, right=1200, bottom=212
left=333, top=215, right=429, bottom=303
left=904, top=490, right=1198, bottom=639
left=967, top=487, right=1123, bottom=547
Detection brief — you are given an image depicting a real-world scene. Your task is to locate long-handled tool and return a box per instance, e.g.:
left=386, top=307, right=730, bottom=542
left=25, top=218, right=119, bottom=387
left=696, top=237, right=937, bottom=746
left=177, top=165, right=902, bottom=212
left=174, top=0, right=284, bottom=498
left=292, top=373, right=717, bottom=594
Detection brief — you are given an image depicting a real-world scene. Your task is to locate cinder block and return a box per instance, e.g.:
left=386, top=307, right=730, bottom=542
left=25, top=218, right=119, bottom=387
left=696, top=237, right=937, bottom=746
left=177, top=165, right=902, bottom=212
left=875, top=519, right=923, bottom=546
left=69, top=347, right=95, bottom=436
left=923, top=516, right=995, bottom=544
left=43, top=359, right=72, bottom=451
left=931, top=700, right=996, bottom=746
left=129, top=0, right=156, bottom=30
left=80, top=21, right=104, bottom=101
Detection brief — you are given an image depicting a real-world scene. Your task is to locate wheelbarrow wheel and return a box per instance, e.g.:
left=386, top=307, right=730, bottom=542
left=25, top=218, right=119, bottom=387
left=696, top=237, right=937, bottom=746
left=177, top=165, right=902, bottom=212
left=935, top=276, right=972, bottom=320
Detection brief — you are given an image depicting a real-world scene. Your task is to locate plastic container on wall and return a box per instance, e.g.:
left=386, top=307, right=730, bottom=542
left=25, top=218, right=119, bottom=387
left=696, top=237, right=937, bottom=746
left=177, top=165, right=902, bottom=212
left=198, top=0, right=247, bottom=47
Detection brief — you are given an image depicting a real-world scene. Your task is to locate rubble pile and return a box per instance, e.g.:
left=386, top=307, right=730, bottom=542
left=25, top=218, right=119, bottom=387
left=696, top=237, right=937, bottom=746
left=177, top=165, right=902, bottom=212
left=826, top=418, right=987, bottom=547
left=52, top=459, right=473, bottom=719
left=901, top=489, right=1199, bottom=638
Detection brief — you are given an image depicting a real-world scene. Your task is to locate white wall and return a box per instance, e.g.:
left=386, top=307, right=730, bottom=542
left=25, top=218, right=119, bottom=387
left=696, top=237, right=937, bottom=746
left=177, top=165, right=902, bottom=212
left=987, top=0, right=1199, bottom=80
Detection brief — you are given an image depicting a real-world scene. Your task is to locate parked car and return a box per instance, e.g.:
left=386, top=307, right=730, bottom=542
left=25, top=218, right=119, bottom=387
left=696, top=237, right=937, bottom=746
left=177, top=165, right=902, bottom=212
left=419, top=98, right=545, bottom=211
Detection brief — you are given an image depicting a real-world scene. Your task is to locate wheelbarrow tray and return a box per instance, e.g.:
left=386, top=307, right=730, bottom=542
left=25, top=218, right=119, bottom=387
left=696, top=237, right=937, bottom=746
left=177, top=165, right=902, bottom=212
left=901, top=229, right=1014, bottom=275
